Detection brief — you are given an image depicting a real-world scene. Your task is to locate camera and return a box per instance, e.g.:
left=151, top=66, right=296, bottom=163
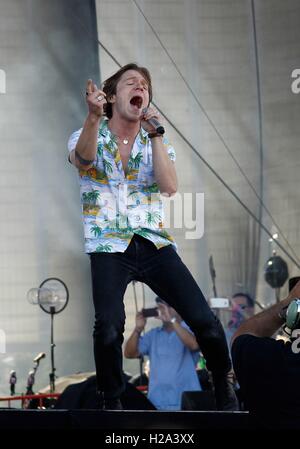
left=142, top=307, right=159, bottom=318
left=209, top=297, right=229, bottom=309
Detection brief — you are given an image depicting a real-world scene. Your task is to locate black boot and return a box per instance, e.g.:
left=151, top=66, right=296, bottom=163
left=103, top=398, right=123, bottom=410
left=97, top=392, right=123, bottom=410
left=212, top=373, right=239, bottom=411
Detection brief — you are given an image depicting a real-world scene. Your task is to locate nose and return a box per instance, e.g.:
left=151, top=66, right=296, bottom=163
left=134, top=79, right=144, bottom=90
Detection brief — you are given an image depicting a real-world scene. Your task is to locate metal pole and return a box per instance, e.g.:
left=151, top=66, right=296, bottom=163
left=49, top=307, right=56, bottom=393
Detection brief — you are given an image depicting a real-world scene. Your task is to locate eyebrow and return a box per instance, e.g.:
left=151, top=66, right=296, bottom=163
left=124, top=76, right=148, bottom=84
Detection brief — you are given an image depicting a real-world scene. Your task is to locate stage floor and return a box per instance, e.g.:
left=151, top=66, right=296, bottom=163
left=0, top=409, right=250, bottom=430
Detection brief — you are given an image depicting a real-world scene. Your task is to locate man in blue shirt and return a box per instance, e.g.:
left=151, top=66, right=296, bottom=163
left=125, top=298, right=201, bottom=410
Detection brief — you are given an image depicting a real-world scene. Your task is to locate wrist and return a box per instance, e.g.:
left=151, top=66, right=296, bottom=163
left=87, top=112, right=102, bottom=124
left=278, top=306, right=288, bottom=322
left=134, top=327, right=143, bottom=335
left=148, top=132, right=163, bottom=139
left=75, top=149, right=94, bottom=166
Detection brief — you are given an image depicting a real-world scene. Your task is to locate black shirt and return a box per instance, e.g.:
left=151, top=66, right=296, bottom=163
left=232, top=334, right=300, bottom=429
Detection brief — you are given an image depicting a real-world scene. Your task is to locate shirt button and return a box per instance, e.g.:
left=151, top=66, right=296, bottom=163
left=135, top=215, right=140, bottom=222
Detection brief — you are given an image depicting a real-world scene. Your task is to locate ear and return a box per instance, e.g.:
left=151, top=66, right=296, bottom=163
left=108, top=94, right=116, bottom=104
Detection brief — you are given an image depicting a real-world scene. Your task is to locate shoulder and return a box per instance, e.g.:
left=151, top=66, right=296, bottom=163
left=231, top=334, right=287, bottom=371
left=232, top=333, right=280, bottom=353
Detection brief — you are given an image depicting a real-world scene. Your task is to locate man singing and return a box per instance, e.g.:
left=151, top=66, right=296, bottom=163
left=68, top=63, right=237, bottom=410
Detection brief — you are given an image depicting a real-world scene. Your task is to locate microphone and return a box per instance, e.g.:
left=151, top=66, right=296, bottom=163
left=142, top=108, right=165, bottom=135
left=33, top=352, right=46, bottom=363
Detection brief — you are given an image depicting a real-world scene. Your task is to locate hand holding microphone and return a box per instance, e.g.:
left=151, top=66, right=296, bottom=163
left=142, top=107, right=165, bottom=135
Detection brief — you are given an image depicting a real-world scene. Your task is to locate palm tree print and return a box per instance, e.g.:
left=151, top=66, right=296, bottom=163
left=95, top=243, right=113, bottom=252
left=141, top=183, right=159, bottom=194
left=97, top=145, right=103, bottom=157
left=146, top=211, right=161, bottom=226
left=103, top=158, right=113, bottom=174
left=82, top=190, right=100, bottom=205
left=91, top=224, right=102, bottom=237
left=128, top=152, right=143, bottom=170
left=104, top=140, right=117, bottom=156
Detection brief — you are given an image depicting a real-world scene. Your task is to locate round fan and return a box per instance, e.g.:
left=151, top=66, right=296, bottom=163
left=38, top=278, right=69, bottom=314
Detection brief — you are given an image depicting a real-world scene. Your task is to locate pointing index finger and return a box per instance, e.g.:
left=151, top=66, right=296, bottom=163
left=86, top=79, right=93, bottom=94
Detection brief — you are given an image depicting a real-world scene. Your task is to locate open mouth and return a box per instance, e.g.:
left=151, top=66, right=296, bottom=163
left=130, top=95, right=143, bottom=109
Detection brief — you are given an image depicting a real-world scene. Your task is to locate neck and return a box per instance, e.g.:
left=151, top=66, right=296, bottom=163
left=108, top=114, right=140, bottom=140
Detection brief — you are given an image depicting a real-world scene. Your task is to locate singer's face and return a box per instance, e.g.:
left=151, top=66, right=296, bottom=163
left=111, top=70, right=150, bottom=121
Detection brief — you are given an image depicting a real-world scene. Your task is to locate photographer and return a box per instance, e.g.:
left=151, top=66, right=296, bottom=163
left=124, top=297, right=202, bottom=410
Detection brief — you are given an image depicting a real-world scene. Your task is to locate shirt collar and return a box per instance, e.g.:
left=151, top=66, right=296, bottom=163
left=99, top=118, right=148, bottom=144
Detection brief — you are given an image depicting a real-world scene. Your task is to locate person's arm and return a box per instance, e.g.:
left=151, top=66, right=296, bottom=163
left=171, top=320, right=199, bottom=351
left=159, top=304, right=199, bottom=351
left=231, top=280, right=300, bottom=345
left=151, top=135, right=177, bottom=196
left=124, top=312, right=146, bottom=358
left=141, top=108, right=177, bottom=197
left=69, top=79, right=106, bottom=170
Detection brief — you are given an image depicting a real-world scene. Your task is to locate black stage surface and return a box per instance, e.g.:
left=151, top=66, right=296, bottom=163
left=0, top=409, right=250, bottom=430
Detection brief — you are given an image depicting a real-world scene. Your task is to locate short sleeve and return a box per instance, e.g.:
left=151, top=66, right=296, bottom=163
left=67, top=128, right=82, bottom=153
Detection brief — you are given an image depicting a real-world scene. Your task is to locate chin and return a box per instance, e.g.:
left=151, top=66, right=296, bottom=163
left=126, top=111, right=141, bottom=122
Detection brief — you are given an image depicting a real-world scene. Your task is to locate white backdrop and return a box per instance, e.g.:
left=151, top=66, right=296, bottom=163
left=0, top=0, right=299, bottom=393
left=0, top=0, right=99, bottom=396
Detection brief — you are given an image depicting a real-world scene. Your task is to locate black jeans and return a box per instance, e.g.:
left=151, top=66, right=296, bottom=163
left=90, top=234, right=231, bottom=400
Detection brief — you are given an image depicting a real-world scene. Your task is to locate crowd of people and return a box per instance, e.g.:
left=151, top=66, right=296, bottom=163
left=123, top=278, right=300, bottom=430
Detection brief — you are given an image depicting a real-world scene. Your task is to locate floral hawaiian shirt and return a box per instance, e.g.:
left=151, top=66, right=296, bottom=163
left=68, top=118, right=176, bottom=253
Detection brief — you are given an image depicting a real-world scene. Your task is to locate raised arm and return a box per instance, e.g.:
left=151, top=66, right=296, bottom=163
left=231, top=280, right=300, bottom=345
left=124, top=312, right=146, bottom=358
left=69, top=79, right=106, bottom=170
left=141, top=108, right=177, bottom=197
left=159, top=303, right=199, bottom=351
